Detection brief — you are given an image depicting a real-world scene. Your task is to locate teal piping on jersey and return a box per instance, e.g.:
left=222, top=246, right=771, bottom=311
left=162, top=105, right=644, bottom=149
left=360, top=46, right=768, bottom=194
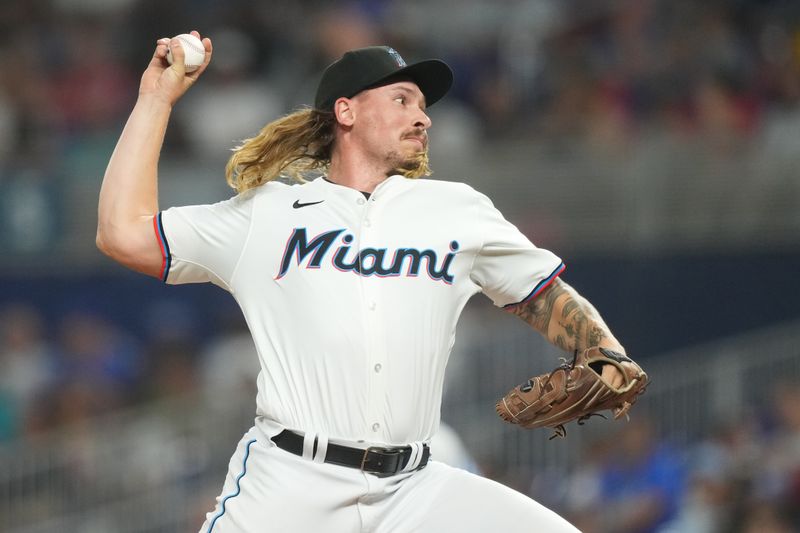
left=502, top=262, right=565, bottom=309
left=208, top=438, right=257, bottom=532
left=153, top=213, right=171, bottom=283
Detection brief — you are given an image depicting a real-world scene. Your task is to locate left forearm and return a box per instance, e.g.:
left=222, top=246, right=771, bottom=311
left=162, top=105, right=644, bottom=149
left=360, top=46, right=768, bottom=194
left=507, top=278, right=624, bottom=354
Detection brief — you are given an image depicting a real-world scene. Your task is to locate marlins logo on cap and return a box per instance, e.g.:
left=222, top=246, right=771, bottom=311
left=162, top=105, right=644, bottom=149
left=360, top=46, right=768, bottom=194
left=386, top=47, right=406, bottom=68
left=314, top=45, right=453, bottom=111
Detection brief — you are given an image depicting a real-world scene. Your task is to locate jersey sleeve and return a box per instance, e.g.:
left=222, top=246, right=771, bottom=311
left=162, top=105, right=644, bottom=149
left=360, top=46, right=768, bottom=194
left=154, top=192, right=255, bottom=290
left=469, top=191, right=564, bottom=308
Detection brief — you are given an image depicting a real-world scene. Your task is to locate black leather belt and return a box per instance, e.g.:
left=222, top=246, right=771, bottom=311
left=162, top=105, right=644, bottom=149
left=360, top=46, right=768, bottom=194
left=271, top=430, right=430, bottom=477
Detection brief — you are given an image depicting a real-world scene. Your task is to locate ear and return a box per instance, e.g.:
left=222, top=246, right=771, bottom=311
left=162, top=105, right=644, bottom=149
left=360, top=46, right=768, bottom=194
left=333, top=97, right=355, bottom=127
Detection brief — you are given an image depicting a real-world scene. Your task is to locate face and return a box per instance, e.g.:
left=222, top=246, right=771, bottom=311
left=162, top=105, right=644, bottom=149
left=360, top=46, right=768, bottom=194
left=341, top=80, right=432, bottom=175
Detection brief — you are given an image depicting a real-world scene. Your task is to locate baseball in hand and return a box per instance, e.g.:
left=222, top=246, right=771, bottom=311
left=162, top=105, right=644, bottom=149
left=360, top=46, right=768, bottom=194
left=166, top=33, right=205, bottom=73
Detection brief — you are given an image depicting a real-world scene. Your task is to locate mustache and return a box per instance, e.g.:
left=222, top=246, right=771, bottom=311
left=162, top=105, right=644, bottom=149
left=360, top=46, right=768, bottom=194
left=402, top=129, right=428, bottom=148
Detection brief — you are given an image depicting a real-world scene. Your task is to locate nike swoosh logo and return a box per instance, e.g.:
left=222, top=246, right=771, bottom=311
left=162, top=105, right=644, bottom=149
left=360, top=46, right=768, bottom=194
left=293, top=200, right=325, bottom=209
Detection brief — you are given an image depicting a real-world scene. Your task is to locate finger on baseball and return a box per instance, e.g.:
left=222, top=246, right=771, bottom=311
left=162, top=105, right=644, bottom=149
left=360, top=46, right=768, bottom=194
left=154, top=39, right=170, bottom=59
left=151, top=38, right=170, bottom=60
left=168, top=36, right=187, bottom=75
left=188, top=37, right=213, bottom=78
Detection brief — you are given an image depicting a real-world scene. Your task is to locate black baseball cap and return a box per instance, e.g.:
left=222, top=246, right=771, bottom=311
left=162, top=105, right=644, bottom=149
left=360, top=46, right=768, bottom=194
left=314, top=46, right=453, bottom=111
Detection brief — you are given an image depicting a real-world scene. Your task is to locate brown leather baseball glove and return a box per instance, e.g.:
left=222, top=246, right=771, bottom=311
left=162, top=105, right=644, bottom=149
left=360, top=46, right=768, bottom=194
left=496, top=347, right=649, bottom=438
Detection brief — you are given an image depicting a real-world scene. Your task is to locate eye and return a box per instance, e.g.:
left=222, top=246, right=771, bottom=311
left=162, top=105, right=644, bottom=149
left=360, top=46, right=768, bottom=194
left=394, top=95, right=406, bottom=104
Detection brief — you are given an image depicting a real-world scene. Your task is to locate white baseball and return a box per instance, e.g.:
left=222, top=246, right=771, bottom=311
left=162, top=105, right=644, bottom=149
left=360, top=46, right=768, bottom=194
left=166, top=33, right=205, bottom=73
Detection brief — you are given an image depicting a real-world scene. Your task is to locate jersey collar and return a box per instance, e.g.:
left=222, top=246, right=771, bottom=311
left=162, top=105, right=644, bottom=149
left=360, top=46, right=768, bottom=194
left=316, top=174, right=406, bottom=198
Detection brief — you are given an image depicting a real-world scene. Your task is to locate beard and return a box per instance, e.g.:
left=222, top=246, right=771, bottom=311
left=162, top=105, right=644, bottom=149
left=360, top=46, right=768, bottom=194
left=385, top=147, right=430, bottom=179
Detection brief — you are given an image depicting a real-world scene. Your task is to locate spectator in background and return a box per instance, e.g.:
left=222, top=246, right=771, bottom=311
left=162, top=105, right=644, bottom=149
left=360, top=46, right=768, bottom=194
left=176, top=27, right=282, bottom=163
left=51, top=310, right=144, bottom=414
left=140, top=299, right=201, bottom=401
left=559, top=433, right=614, bottom=532
left=593, top=417, right=686, bottom=533
left=0, top=304, right=55, bottom=440
left=199, top=312, right=260, bottom=402
left=755, top=380, right=800, bottom=529
left=50, top=18, right=135, bottom=135
left=658, top=417, right=761, bottom=533
left=739, top=503, right=794, bottom=533
left=145, top=335, right=199, bottom=401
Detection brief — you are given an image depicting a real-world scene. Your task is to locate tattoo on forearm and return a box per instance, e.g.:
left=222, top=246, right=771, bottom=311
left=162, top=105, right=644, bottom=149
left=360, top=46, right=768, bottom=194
left=588, top=324, right=607, bottom=347
left=507, top=279, right=611, bottom=352
left=508, top=279, right=563, bottom=333
left=553, top=334, right=568, bottom=352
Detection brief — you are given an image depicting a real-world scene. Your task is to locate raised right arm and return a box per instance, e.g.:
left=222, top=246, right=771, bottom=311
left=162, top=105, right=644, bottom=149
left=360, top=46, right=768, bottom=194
left=96, top=32, right=212, bottom=277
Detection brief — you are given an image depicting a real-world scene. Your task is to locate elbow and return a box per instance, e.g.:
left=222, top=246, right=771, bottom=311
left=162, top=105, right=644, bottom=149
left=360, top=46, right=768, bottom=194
left=95, top=223, right=127, bottom=262
left=96, top=226, right=112, bottom=256
left=95, top=221, right=121, bottom=259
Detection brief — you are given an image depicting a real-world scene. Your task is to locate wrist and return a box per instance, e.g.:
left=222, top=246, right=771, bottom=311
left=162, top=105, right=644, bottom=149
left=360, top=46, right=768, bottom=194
left=135, top=93, right=174, bottom=113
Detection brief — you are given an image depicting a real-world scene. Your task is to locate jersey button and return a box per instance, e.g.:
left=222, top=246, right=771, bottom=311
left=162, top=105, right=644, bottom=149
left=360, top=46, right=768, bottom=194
left=374, top=363, right=382, bottom=373
left=372, top=422, right=380, bottom=432
left=364, top=219, right=372, bottom=227
left=368, top=301, right=376, bottom=311
left=357, top=197, right=366, bottom=205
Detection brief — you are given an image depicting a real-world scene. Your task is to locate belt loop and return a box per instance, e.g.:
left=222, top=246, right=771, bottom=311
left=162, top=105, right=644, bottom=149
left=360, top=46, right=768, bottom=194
left=302, top=432, right=316, bottom=460
left=401, top=442, right=422, bottom=473
left=312, top=433, right=329, bottom=464
left=411, top=442, right=424, bottom=470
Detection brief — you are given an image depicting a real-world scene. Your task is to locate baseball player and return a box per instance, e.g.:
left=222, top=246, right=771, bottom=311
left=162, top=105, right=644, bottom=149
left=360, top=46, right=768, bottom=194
left=97, top=33, right=636, bottom=532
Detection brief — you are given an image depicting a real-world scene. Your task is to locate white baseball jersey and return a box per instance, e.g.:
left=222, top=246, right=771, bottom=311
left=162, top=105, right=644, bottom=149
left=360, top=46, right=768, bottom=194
left=155, top=175, right=563, bottom=446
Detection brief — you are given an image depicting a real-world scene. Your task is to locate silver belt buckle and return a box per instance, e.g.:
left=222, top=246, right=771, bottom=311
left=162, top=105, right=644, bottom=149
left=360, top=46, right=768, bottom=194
left=360, top=446, right=404, bottom=474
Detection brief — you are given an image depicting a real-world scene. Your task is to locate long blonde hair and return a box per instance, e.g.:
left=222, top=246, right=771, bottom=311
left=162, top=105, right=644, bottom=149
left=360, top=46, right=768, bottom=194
left=225, top=107, right=431, bottom=193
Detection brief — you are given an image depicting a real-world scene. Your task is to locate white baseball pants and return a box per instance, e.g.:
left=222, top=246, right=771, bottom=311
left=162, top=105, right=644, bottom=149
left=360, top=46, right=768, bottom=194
left=199, top=426, right=579, bottom=533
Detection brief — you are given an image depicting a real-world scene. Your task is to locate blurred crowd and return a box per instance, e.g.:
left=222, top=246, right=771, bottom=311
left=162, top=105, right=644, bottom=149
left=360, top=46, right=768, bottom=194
left=0, top=302, right=260, bottom=444
left=530, top=402, right=800, bottom=533
left=2, top=0, right=800, bottom=163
